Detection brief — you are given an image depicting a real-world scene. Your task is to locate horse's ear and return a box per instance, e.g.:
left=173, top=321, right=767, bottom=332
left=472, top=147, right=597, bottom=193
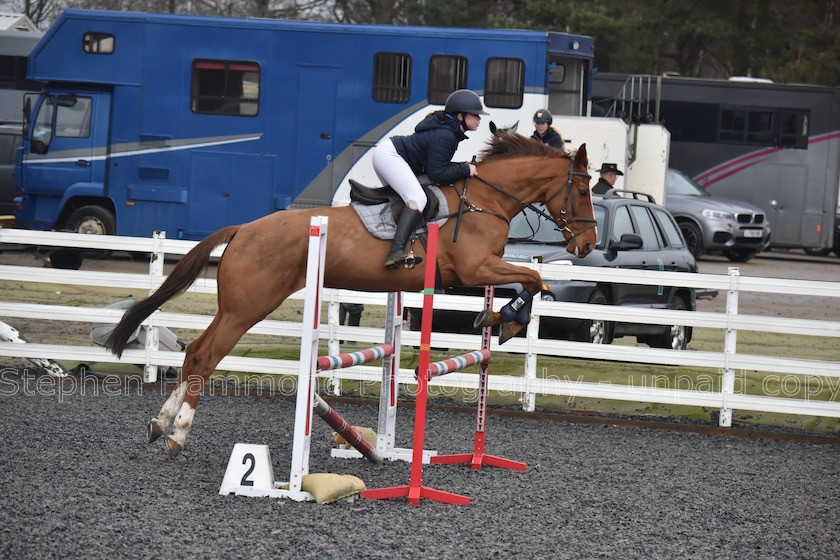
left=576, top=143, right=588, bottom=167
left=490, top=121, right=498, bottom=135
left=511, top=120, right=519, bottom=132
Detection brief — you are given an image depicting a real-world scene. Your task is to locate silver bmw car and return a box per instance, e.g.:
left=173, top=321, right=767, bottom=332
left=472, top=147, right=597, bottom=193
left=664, top=168, right=771, bottom=262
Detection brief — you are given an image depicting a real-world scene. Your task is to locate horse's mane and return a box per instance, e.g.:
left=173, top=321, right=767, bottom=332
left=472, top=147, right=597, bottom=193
left=479, top=130, right=568, bottom=162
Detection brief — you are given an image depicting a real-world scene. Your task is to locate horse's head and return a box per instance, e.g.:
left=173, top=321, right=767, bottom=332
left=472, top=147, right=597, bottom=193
left=477, top=132, right=597, bottom=257
left=544, top=143, right=597, bottom=257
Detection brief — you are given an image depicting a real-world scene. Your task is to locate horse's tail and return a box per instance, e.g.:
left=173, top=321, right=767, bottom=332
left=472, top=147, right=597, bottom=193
left=104, top=225, right=241, bottom=357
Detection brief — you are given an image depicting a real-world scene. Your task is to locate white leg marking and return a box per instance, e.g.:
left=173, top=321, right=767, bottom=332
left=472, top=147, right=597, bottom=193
left=168, top=401, right=196, bottom=448
left=157, top=383, right=187, bottom=429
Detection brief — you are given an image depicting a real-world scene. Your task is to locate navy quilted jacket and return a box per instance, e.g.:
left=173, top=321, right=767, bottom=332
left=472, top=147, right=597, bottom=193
left=390, top=113, right=471, bottom=184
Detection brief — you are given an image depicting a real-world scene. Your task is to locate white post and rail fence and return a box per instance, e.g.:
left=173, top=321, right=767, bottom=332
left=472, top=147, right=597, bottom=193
left=0, top=228, right=838, bottom=427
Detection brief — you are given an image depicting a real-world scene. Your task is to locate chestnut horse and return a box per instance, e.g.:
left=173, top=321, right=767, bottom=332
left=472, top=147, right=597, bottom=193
left=105, top=131, right=597, bottom=458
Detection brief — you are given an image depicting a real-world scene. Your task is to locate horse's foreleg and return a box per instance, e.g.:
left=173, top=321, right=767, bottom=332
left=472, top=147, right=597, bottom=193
left=148, top=381, right=187, bottom=443
left=458, top=258, right=543, bottom=344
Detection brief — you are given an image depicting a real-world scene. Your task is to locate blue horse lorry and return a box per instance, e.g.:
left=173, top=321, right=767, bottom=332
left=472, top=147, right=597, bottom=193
left=13, top=9, right=596, bottom=240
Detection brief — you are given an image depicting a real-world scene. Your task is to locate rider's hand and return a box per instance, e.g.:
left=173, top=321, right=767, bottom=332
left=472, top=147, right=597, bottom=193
left=468, top=163, right=478, bottom=177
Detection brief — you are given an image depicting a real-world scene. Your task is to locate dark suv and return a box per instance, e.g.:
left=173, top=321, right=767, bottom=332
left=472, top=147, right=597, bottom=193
left=0, top=124, right=23, bottom=216
left=413, top=190, right=699, bottom=349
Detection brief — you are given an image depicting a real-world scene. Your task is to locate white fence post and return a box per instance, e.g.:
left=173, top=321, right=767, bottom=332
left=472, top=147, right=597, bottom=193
left=523, top=311, right=539, bottom=412
left=143, top=230, right=166, bottom=383
left=719, top=267, right=740, bottom=427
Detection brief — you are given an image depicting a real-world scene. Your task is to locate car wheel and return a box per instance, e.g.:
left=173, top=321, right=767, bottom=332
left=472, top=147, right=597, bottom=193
left=65, top=205, right=116, bottom=235
left=648, top=295, right=688, bottom=350
left=803, top=247, right=831, bottom=257
left=574, top=288, right=613, bottom=344
left=679, top=221, right=703, bottom=258
left=723, top=248, right=757, bottom=262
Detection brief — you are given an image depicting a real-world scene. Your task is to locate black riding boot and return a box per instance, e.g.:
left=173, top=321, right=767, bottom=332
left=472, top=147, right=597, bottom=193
left=384, top=208, right=424, bottom=270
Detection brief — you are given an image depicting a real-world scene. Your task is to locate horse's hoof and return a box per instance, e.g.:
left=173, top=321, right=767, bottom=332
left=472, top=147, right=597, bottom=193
left=165, top=436, right=183, bottom=459
left=499, top=322, right=524, bottom=344
left=474, top=309, right=499, bottom=329
left=148, top=418, right=164, bottom=443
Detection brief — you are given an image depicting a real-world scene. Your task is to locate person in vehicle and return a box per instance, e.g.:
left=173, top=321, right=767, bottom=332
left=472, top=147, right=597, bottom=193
left=592, top=162, right=623, bottom=194
left=372, top=89, right=485, bottom=269
left=531, top=109, right=565, bottom=149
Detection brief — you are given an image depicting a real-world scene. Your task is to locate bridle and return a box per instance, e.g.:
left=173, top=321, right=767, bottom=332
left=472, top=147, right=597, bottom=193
left=448, top=153, right=598, bottom=246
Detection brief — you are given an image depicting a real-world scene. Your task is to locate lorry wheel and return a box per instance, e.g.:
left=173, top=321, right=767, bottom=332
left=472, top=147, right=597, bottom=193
left=65, top=205, right=115, bottom=235
left=678, top=221, right=703, bottom=258
left=803, top=247, right=831, bottom=257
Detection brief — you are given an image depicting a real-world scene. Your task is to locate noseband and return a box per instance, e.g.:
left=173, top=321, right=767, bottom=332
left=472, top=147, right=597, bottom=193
left=453, top=154, right=597, bottom=246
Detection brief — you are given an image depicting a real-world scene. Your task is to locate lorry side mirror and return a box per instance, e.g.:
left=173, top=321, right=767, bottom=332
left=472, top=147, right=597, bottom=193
left=57, top=95, right=78, bottom=108
left=31, top=139, right=49, bottom=155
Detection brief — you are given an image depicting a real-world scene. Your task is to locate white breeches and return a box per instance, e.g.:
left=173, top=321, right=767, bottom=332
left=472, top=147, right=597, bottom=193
left=372, top=139, right=427, bottom=212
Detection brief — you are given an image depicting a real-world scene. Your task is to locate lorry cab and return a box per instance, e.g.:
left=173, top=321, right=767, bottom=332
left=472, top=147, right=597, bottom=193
left=18, top=90, right=114, bottom=234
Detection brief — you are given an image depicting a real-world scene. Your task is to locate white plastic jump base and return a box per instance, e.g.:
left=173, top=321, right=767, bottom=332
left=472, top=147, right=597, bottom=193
left=332, top=445, right=438, bottom=464
left=219, top=443, right=314, bottom=502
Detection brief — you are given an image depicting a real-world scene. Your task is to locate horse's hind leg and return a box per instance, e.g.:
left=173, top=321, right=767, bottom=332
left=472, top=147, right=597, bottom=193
left=163, top=313, right=253, bottom=458
left=148, top=382, right=187, bottom=442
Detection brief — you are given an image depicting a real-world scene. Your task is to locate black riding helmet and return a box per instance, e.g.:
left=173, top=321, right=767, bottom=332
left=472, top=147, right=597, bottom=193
left=533, top=109, right=553, bottom=124
left=444, top=89, right=489, bottom=116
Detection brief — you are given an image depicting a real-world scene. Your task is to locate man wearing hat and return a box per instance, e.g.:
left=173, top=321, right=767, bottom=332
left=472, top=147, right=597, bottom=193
left=592, top=163, right=623, bottom=194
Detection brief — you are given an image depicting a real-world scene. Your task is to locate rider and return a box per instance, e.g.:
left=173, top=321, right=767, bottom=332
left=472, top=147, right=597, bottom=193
left=372, top=89, right=486, bottom=269
left=531, top=109, right=565, bottom=149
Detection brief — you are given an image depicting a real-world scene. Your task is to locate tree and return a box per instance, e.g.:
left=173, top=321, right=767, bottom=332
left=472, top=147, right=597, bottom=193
left=3, top=0, right=837, bottom=85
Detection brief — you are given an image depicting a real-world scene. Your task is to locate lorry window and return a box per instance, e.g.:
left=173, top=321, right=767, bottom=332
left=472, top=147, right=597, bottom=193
left=778, top=111, right=809, bottom=149
left=191, top=59, right=260, bottom=116
left=484, top=57, right=524, bottom=109
left=54, top=96, right=91, bottom=138
left=719, top=107, right=774, bottom=146
left=82, top=32, right=114, bottom=54
left=31, top=97, right=54, bottom=148
left=428, top=55, right=467, bottom=105
left=372, top=52, right=411, bottom=103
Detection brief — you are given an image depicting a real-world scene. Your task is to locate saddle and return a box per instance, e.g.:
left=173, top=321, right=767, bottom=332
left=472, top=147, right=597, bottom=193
left=348, top=176, right=442, bottom=224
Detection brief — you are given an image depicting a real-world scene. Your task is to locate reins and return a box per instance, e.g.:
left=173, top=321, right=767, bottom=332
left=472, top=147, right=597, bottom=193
left=446, top=154, right=597, bottom=245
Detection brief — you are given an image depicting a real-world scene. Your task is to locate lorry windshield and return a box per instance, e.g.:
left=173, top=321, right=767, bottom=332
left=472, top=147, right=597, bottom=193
left=31, top=95, right=92, bottom=149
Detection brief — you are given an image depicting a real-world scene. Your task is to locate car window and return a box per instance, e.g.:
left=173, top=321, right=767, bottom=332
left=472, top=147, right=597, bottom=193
left=611, top=205, right=633, bottom=242
left=629, top=205, right=663, bottom=249
left=653, top=207, right=684, bottom=248
left=666, top=169, right=709, bottom=196
left=0, top=133, right=16, bottom=164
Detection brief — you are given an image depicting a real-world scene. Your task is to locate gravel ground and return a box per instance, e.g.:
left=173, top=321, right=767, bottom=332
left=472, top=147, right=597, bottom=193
left=1, top=375, right=838, bottom=560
